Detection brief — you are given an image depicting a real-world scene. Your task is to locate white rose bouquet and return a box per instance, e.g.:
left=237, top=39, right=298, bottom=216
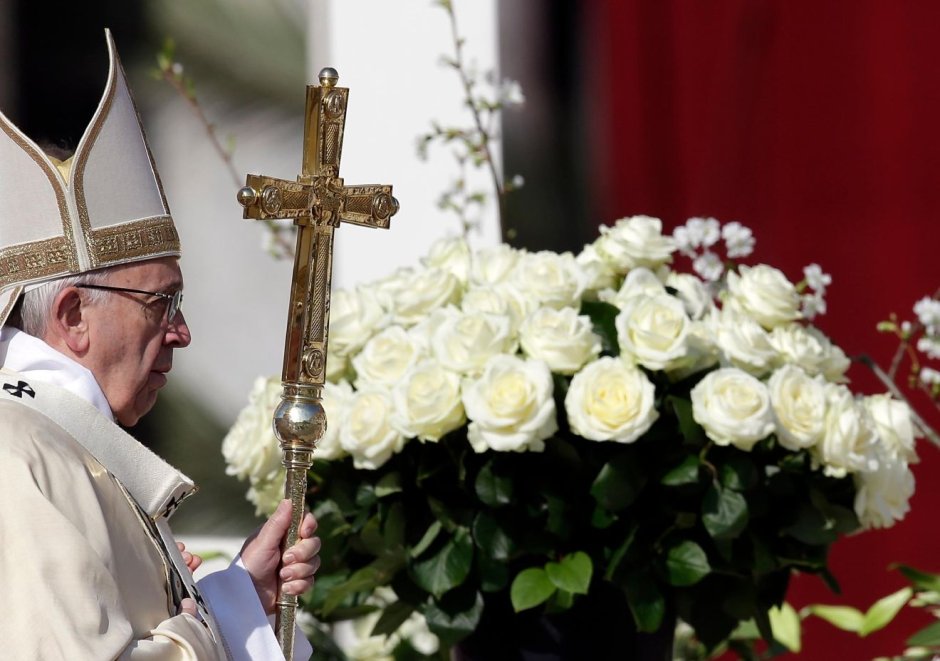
left=224, top=216, right=925, bottom=658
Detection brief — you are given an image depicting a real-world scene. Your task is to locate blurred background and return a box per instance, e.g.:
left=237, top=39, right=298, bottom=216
left=2, top=1, right=938, bottom=658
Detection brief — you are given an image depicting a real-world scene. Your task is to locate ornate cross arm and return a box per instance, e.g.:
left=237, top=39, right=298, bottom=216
left=235, top=67, right=398, bottom=659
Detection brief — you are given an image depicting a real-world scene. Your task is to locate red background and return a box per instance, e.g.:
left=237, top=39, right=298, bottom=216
left=584, top=2, right=940, bottom=658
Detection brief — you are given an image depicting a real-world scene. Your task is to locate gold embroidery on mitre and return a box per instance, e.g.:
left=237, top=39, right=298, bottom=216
left=89, top=216, right=180, bottom=266
left=0, top=236, right=73, bottom=289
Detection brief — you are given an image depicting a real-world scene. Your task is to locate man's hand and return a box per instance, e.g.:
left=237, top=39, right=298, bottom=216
left=176, top=541, right=203, bottom=574
left=240, top=499, right=321, bottom=615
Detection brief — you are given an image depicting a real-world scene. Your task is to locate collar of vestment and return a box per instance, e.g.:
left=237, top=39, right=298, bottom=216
left=0, top=360, right=196, bottom=520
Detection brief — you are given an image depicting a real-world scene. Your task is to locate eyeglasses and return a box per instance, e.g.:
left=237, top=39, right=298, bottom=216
left=75, top=284, right=184, bottom=322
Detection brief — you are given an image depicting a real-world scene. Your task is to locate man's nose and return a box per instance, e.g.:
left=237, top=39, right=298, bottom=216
left=165, top=311, right=192, bottom=348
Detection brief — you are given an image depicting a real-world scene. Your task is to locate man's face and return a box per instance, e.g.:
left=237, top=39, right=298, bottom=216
left=82, top=257, right=191, bottom=426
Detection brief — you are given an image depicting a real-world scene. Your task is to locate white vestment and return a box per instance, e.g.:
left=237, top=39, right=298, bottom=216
left=0, top=328, right=312, bottom=660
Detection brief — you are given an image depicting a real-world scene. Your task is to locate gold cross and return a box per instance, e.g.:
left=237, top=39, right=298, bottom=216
left=235, top=67, right=398, bottom=658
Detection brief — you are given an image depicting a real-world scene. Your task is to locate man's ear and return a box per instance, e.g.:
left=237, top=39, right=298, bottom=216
left=44, top=287, right=90, bottom=355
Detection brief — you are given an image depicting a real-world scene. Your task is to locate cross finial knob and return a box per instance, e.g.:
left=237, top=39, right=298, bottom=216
left=318, top=67, right=339, bottom=88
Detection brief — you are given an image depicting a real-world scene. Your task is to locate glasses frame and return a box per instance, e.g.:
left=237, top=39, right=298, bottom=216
left=75, top=284, right=183, bottom=322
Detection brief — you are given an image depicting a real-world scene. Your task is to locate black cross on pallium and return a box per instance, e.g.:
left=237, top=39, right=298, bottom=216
left=163, top=493, right=185, bottom=518
left=3, top=380, right=36, bottom=399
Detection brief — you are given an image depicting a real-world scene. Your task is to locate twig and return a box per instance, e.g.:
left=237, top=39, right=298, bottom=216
left=855, top=353, right=940, bottom=449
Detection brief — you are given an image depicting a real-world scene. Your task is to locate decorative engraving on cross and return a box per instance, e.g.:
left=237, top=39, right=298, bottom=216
left=234, top=66, right=398, bottom=660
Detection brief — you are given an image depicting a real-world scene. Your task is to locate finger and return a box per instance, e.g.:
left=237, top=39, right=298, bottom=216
left=280, top=555, right=322, bottom=583
left=189, top=554, right=203, bottom=572
left=283, top=535, right=321, bottom=565
left=280, top=577, right=315, bottom=597
left=176, top=541, right=187, bottom=553
left=300, top=512, right=318, bottom=538
left=179, top=598, right=197, bottom=617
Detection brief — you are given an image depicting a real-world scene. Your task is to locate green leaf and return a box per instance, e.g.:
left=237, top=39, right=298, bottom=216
left=669, top=395, right=706, bottom=444
left=908, top=620, right=940, bottom=647
left=475, top=460, right=513, bottom=507
left=702, top=484, right=749, bottom=540
left=376, top=471, right=403, bottom=498
left=624, top=572, right=665, bottom=633
left=804, top=604, right=865, bottom=632
left=424, top=590, right=484, bottom=646
left=580, top=300, right=620, bottom=355
left=322, top=552, right=405, bottom=615
left=476, top=553, right=509, bottom=592
left=545, top=552, right=592, bottom=595
left=768, top=603, right=801, bottom=653
left=661, top=455, right=701, bottom=486
left=859, top=587, right=913, bottom=637
left=410, top=527, right=474, bottom=598
left=472, top=513, right=514, bottom=561
left=591, top=453, right=647, bottom=512
left=665, top=540, right=711, bottom=586
left=604, top=524, right=638, bottom=582
left=511, top=567, right=557, bottom=611
left=894, top=564, right=940, bottom=593
left=371, top=601, right=415, bottom=637
left=383, top=502, right=406, bottom=548
left=719, top=455, right=758, bottom=491
left=410, top=520, right=442, bottom=558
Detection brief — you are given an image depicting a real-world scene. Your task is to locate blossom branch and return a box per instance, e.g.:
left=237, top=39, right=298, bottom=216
left=153, top=39, right=295, bottom=259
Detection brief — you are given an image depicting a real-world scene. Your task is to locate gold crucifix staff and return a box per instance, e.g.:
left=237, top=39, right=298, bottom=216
left=235, top=67, right=399, bottom=659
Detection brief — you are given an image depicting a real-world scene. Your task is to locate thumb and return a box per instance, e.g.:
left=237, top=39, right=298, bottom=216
left=179, top=598, right=197, bottom=617
left=255, top=499, right=293, bottom=549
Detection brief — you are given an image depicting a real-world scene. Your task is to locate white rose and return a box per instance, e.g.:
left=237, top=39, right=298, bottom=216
left=815, top=384, right=879, bottom=478
left=767, top=364, right=826, bottom=451
left=392, top=360, right=466, bottom=442
left=690, top=367, right=775, bottom=451
left=600, top=267, right=666, bottom=309
left=712, top=308, right=777, bottom=376
left=380, top=267, right=462, bottom=326
left=520, top=307, right=601, bottom=375
left=462, top=355, right=557, bottom=453
left=461, top=284, right=532, bottom=332
left=507, top=250, right=587, bottom=310
left=423, top=235, right=471, bottom=283
left=594, top=215, right=676, bottom=272
left=864, top=394, right=919, bottom=463
left=770, top=323, right=830, bottom=376
left=340, top=387, right=405, bottom=470
left=564, top=356, right=659, bottom=443
left=666, top=271, right=714, bottom=320
left=725, top=264, right=801, bottom=330
left=318, top=380, right=355, bottom=460
left=326, top=342, right=350, bottom=383
left=223, top=376, right=283, bottom=483
left=329, top=286, right=387, bottom=358
left=576, top=242, right=618, bottom=296
left=246, top=472, right=286, bottom=517
left=666, top=319, right=720, bottom=381
left=615, top=292, right=691, bottom=371
left=470, top=243, right=521, bottom=285
left=430, top=307, right=517, bottom=376
left=352, top=325, right=426, bottom=387
left=853, top=456, right=915, bottom=530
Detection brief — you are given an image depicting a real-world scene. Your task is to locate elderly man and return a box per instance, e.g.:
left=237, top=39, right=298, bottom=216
left=0, top=31, right=319, bottom=659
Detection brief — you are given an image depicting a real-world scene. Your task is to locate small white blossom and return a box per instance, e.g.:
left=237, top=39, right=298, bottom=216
left=801, top=293, right=827, bottom=319
left=721, top=221, right=755, bottom=258
left=917, top=336, right=940, bottom=360
left=920, top=366, right=940, bottom=385
left=673, top=217, right=720, bottom=256
left=803, top=264, right=832, bottom=292
left=692, top=251, right=724, bottom=282
left=914, top=296, right=940, bottom=333
left=499, top=78, right=526, bottom=106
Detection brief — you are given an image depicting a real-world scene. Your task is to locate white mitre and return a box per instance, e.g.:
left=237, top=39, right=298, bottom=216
left=0, top=29, right=179, bottom=328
